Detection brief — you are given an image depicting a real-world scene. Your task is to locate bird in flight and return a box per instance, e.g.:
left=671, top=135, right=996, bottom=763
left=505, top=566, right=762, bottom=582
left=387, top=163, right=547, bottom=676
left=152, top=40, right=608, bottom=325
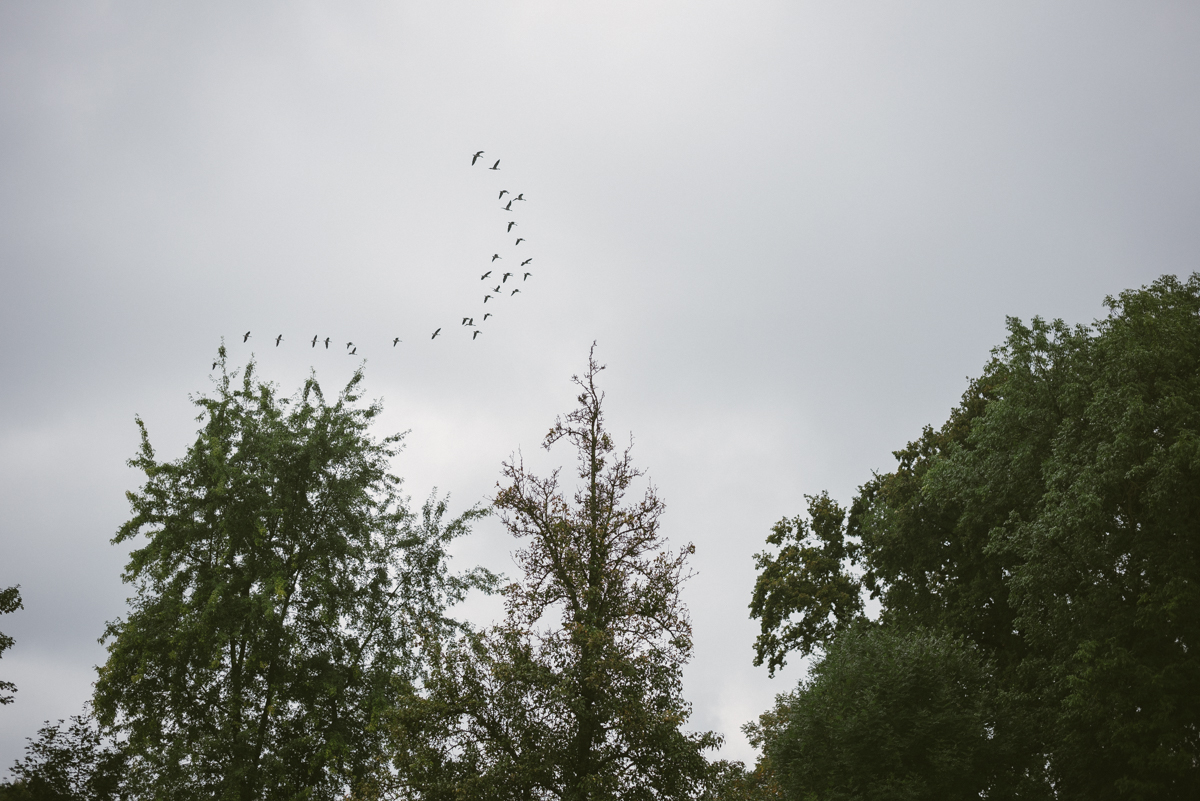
left=243, top=331, right=251, bottom=342
left=492, top=253, right=502, bottom=262
left=503, top=200, right=513, bottom=211
left=514, top=193, right=525, bottom=201
left=523, top=272, right=532, bottom=280
left=499, top=190, right=509, bottom=199
left=491, top=285, right=501, bottom=293
left=471, top=151, right=484, bottom=165
left=275, top=334, right=283, bottom=347
left=432, top=328, right=442, bottom=339
left=502, top=272, right=513, bottom=282
left=511, top=289, right=521, bottom=296
left=324, top=337, right=331, bottom=349
left=472, top=330, right=481, bottom=340
left=393, top=337, right=401, bottom=346
left=481, top=270, right=492, bottom=280
left=507, top=221, right=517, bottom=232
left=515, top=238, right=524, bottom=245
left=489, top=160, right=500, bottom=170
left=484, top=295, right=492, bottom=303
left=521, top=258, right=532, bottom=266
left=346, top=341, right=354, bottom=349
left=349, top=347, right=357, bottom=355
left=311, top=335, right=318, bottom=347
left=483, top=312, right=492, bottom=320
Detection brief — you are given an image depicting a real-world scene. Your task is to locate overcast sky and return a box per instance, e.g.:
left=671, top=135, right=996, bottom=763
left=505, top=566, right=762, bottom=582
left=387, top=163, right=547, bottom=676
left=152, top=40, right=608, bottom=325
left=2, top=0, right=1198, bottom=772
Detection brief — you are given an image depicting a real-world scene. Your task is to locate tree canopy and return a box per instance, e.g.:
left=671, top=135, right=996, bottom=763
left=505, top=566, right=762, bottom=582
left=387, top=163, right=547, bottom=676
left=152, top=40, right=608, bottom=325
left=394, top=348, right=719, bottom=801
left=91, top=351, right=491, bottom=801
left=750, top=274, right=1200, bottom=800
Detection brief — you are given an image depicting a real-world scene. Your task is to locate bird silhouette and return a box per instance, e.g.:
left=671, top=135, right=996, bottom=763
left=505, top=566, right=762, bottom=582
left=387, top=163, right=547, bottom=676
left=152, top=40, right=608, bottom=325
left=243, top=331, right=251, bottom=342
left=515, top=238, right=524, bottom=245
left=275, top=334, right=283, bottom=347
left=491, top=285, right=501, bottom=293
left=346, top=342, right=354, bottom=349
left=483, top=312, right=492, bottom=320
left=462, top=317, right=471, bottom=325
left=311, top=335, right=318, bottom=347
left=503, top=200, right=513, bottom=211
left=393, top=337, right=401, bottom=346
left=349, top=347, right=357, bottom=355
left=489, top=160, right=500, bottom=170
left=484, top=295, right=492, bottom=303
left=511, top=289, right=521, bottom=296
left=499, top=190, right=509, bottom=199
left=481, top=270, right=492, bottom=280
left=514, top=193, right=525, bottom=201
left=212, top=360, right=219, bottom=370
left=523, top=272, right=532, bottom=280
left=432, top=328, right=442, bottom=339
left=324, top=337, right=331, bottom=349
left=472, top=330, right=481, bottom=340
left=521, top=258, right=532, bottom=266
left=492, top=254, right=502, bottom=262
left=502, top=272, right=513, bottom=282
left=472, top=151, right=484, bottom=165
left=507, top=221, right=517, bottom=232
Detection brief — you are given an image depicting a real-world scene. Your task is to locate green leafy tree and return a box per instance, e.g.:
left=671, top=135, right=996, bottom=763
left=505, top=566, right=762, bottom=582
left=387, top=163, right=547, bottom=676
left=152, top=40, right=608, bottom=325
left=0, top=584, right=20, bottom=705
left=396, top=348, right=719, bottom=801
left=0, top=712, right=130, bottom=800
left=749, top=275, right=1200, bottom=800
left=93, top=350, right=490, bottom=801
left=757, top=627, right=998, bottom=801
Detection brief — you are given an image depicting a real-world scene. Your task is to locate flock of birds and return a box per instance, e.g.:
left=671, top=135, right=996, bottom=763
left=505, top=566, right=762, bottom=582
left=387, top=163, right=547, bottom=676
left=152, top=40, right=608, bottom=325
left=231, top=150, right=537, bottom=360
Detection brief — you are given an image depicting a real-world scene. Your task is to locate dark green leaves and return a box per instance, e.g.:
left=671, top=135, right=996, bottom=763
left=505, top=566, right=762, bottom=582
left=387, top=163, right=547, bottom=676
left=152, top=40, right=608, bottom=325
left=749, top=493, right=863, bottom=675
left=93, top=354, right=485, bottom=801
left=0, top=585, right=20, bottom=705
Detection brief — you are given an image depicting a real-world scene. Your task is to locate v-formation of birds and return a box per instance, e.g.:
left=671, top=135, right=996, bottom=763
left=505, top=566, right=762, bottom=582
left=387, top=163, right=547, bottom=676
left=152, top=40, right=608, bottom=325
left=235, top=150, right=537, bottom=356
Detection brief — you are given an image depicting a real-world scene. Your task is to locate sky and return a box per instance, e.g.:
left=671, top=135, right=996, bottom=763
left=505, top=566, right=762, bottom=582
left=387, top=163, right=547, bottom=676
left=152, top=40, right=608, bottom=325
left=1, top=0, right=1198, bottom=772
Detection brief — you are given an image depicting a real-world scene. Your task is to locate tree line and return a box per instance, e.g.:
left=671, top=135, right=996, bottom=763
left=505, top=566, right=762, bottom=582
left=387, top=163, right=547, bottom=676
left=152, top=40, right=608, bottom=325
left=2, top=275, right=1198, bottom=799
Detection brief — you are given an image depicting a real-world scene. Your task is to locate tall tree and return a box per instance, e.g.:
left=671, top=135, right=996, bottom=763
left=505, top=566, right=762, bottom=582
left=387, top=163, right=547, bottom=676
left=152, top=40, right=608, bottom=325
left=93, top=350, right=490, bottom=801
left=750, top=274, right=1200, bottom=800
left=397, top=348, right=719, bottom=801
left=0, top=584, right=20, bottom=706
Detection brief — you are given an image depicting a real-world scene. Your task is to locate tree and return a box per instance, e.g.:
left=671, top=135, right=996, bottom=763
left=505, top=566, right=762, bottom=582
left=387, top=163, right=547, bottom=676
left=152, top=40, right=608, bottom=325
left=0, top=584, right=20, bottom=705
left=749, top=274, right=1200, bottom=800
left=756, top=627, right=998, bottom=801
left=0, top=712, right=129, bottom=800
left=396, top=348, right=719, bottom=801
left=92, top=350, right=491, bottom=801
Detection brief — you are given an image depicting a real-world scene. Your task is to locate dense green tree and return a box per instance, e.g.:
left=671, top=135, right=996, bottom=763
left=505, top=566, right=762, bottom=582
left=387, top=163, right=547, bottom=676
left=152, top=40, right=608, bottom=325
left=0, top=584, right=20, bottom=705
left=394, top=349, right=719, bottom=801
left=756, top=627, right=998, bottom=801
left=0, top=713, right=130, bottom=800
left=750, top=275, right=1200, bottom=800
left=93, top=350, right=490, bottom=801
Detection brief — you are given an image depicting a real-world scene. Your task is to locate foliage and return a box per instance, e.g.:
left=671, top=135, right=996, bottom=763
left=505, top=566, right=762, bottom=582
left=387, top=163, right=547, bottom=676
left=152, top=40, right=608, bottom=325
left=395, top=347, right=719, bottom=801
left=759, top=627, right=997, bottom=801
left=749, top=494, right=863, bottom=675
left=749, top=275, right=1200, bottom=800
left=0, top=712, right=130, bottom=801
left=0, top=585, right=20, bottom=705
left=92, top=349, right=491, bottom=801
